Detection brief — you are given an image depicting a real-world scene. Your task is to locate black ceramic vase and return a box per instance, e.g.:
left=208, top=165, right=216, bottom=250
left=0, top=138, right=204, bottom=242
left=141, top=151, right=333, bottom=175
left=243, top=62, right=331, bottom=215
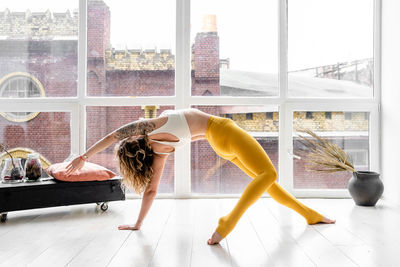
left=347, top=171, right=384, bottom=206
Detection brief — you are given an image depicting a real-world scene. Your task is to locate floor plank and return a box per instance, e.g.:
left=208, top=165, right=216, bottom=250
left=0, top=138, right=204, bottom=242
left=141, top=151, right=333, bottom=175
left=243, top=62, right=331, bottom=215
left=148, top=200, right=195, bottom=267
left=220, top=199, right=271, bottom=267
left=26, top=203, right=126, bottom=267
left=190, top=199, right=232, bottom=267
left=0, top=211, right=40, bottom=238
left=107, top=200, right=174, bottom=267
left=301, top=198, right=400, bottom=267
left=0, top=198, right=399, bottom=266
left=263, top=198, right=358, bottom=267
left=67, top=201, right=142, bottom=266
left=0, top=206, right=97, bottom=265
left=247, top=200, right=316, bottom=267
left=302, top=199, right=400, bottom=247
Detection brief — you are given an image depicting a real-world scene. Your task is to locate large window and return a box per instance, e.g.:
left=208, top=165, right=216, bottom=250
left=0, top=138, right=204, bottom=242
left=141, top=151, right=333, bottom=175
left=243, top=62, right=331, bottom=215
left=288, top=0, right=374, bottom=98
left=0, top=0, right=380, bottom=198
left=191, top=0, right=278, bottom=96
left=0, top=1, right=78, bottom=98
left=87, top=0, right=175, bottom=97
left=191, top=106, right=278, bottom=194
left=0, top=1, right=77, bottom=170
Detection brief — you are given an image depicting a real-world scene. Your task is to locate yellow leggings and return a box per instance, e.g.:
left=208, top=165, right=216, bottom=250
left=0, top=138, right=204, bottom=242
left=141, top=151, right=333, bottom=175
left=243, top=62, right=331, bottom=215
left=205, top=116, right=324, bottom=238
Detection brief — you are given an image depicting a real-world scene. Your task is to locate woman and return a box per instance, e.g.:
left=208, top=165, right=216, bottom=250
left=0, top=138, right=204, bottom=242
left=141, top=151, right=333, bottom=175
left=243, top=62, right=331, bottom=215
left=66, top=108, right=335, bottom=245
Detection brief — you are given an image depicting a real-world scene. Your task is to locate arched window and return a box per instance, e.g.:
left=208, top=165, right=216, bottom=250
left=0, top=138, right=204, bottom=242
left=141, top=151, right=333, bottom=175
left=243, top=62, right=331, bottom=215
left=0, top=73, right=45, bottom=122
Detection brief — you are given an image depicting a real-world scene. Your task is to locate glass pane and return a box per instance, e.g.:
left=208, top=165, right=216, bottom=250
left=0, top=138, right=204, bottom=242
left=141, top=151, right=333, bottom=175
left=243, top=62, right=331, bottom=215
left=191, top=0, right=278, bottom=96
left=86, top=106, right=174, bottom=194
left=191, top=106, right=279, bottom=194
left=288, top=0, right=373, bottom=98
left=0, top=1, right=78, bottom=98
left=87, top=0, right=175, bottom=97
left=0, top=112, right=71, bottom=167
left=293, top=111, right=370, bottom=189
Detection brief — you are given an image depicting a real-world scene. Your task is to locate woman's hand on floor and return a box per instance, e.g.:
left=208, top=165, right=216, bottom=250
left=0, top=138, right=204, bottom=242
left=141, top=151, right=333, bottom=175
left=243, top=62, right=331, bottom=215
left=118, top=222, right=142, bottom=231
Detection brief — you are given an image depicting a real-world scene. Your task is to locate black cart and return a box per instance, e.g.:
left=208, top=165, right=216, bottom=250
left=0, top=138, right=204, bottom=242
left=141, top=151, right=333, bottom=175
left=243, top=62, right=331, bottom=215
left=0, top=177, right=125, bottom=222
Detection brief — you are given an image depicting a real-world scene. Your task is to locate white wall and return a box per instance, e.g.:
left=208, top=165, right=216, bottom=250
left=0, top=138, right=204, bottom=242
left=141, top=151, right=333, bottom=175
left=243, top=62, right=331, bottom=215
left=381, top=0, right=400, bottom=204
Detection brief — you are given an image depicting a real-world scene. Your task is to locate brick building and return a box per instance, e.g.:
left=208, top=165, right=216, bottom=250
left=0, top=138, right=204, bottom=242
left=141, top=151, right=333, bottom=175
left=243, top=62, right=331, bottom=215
left=0, top=0, right=369, bottom=193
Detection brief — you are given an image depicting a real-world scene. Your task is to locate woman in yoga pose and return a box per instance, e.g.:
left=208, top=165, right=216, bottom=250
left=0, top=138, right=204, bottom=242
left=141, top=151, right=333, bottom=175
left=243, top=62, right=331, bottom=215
left=66, top=108, right=335, bottom=245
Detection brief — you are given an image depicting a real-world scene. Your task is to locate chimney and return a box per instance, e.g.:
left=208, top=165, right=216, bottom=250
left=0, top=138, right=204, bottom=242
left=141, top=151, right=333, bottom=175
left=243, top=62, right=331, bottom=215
left=87, top=0, right=110, bottom=95
left=87, top=0, right=110, bottom=58
left=192, top=15, right=220, bottom=96
left=202, top=14, right=217, bottom=33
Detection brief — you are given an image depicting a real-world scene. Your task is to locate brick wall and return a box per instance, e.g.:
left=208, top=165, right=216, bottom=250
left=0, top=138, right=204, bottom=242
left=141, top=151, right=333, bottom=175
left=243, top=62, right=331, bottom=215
left=192, top=32, right=220, bottom=96
left=87, top=0, right=110, bottom=59
left=294, top=112, right=369, bottom=132
left=87, top=0, right=110, bottom=96
left=0, top=112, right=71, bottom=164
left=105, top=70, right=174, bottom=96
left=0, top=41, right=78, bottom=97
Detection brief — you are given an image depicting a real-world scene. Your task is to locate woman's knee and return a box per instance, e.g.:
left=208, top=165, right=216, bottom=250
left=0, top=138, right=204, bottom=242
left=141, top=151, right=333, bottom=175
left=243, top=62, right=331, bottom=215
left=258, top=168, right=278, bottom=184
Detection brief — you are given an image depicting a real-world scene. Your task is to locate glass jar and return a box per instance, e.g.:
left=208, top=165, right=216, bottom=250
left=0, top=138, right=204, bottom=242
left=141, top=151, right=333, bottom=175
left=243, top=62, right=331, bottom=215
left=24, top=153, right=42, bottom=181
left=1, top=158, right=25, bottom=183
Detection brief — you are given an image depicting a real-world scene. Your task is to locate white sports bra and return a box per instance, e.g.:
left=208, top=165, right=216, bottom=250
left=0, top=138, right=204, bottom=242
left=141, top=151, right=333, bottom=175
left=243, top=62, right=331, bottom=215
left=148, top=109, right=192, bottom=154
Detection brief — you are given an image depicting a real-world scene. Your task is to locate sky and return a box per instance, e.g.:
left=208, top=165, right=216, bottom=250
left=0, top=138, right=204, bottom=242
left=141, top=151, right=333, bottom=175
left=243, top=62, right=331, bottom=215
left=1, top=0, right=373, bottom=73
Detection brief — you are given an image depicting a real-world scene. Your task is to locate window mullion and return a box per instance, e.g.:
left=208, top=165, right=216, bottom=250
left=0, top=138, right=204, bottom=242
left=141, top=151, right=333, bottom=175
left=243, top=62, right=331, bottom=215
left=279, top=0, right=288, bottom=100
left=78, top=0, right=88, bottom=156
left=175, top=0, right=191, bottom=197
left=373, top=0, right=382, bottom=175
left=373, top=0, right=381, bottom=103
left=370, top=104, right=380, bottom=175
left=278, top=0, right=292, bottom=192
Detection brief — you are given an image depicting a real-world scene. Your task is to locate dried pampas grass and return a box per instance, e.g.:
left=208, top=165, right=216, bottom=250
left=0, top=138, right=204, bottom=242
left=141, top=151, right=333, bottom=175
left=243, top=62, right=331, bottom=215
left=0, top=143, right=16, bottom=168
left=297, top=129, right=356, bottom=173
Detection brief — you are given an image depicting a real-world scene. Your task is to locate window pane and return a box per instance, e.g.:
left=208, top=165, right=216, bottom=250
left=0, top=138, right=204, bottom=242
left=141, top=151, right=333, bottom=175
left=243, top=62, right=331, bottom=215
left=191, top=106, right=279, bottom=194
left=288, top=0, right=373, bottom=98
left=86, top=106, right=174, bottom=194
left=191, top=0, right=278, bottom=96
left=87, top=0, right=175, bottom=97
left=0, top=1, right=78, bottom=98
left=0, top=112, right=71, bottom=167
left=293, top=111, right=370, bottom=189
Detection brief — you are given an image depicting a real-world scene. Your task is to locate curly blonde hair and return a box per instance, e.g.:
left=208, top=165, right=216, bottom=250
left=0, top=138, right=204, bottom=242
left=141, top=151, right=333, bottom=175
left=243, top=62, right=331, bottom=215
left=116, top=135, right=154, bottom=194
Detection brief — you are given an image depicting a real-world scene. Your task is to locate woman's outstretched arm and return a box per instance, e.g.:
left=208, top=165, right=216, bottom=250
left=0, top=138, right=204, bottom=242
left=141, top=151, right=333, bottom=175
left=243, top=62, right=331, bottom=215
left=66, top=118, right=157, bottom=174
left=118, top=153, right=168, bottom=230
left=113, top=119, right=156, bottom=140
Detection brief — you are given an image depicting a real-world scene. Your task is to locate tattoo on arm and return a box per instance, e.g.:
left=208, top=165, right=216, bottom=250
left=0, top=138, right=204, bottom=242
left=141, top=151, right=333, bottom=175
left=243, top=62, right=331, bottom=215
left=115, top=121, right=156, bottom=140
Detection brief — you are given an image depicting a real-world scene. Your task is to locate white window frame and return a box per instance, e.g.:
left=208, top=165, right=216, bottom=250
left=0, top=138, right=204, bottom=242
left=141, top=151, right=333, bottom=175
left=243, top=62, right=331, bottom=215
left=346, top=149, right=369, bottom=169
left=0, top=0, right=381, bottom=199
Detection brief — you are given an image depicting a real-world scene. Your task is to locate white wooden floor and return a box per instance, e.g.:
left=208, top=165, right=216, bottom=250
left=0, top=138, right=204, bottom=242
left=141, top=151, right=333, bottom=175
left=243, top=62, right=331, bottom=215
left=0, top=198, right=399, bottom=267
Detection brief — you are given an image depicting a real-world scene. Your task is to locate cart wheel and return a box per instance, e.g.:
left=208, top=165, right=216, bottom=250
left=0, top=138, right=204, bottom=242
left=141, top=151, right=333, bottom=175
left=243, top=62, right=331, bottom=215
left=1, top=213, right=7, bottom=223
left=100, top=202, right=108, bottom=211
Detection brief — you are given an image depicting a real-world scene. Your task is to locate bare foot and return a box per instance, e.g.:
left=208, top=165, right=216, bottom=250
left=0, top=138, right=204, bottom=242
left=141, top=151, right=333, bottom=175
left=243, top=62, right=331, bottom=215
left=207, top=231, right=223, bottom=245
left=308, top=215, right=336, bottom=225
left=321, top=216, right=336, bottom=224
